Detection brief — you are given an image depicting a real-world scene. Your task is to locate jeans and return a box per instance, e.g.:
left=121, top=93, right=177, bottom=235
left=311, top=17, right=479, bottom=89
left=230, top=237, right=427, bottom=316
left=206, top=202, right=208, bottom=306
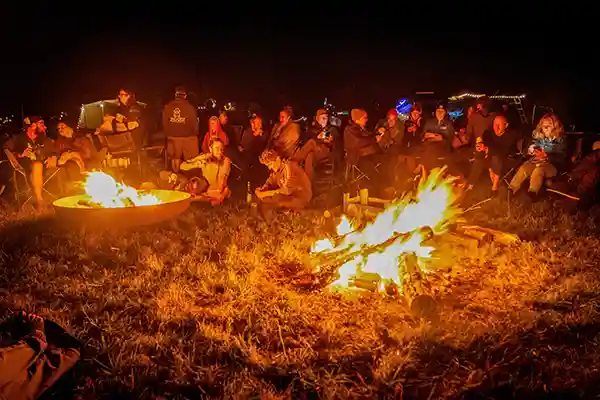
left=293, top=139, right=331, bottom=181
left=468, top=156, right=504, bottom=186
left=509, top=161, right=557, bottom=194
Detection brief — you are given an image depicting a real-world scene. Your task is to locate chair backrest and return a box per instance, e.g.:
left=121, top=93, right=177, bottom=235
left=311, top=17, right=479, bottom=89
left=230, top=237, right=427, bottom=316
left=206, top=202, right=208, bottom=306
left=98, top=131, right=136, bottom=154
left=3, top=148, right=25, bottom=173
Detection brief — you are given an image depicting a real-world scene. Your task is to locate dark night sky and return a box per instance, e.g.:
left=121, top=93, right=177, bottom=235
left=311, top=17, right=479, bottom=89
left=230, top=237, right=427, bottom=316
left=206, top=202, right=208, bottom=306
left=1, top=4, right=597, bottom=129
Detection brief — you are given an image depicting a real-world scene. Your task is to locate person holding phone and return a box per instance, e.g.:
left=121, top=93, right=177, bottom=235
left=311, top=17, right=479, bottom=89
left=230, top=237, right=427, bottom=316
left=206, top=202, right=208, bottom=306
left=509, top=113, right=566, bottom=200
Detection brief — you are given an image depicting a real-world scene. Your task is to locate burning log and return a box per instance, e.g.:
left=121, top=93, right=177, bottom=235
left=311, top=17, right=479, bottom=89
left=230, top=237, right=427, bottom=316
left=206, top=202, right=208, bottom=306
left=313, top=230, right=416, bottom=270
left=401, top=252, right=438, bottom=319
left=456, top=224, right=520, bottom=246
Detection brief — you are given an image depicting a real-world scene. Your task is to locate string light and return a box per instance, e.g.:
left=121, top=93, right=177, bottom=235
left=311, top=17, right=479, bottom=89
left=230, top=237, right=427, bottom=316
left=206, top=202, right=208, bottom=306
left=448, top=93, right=526, bottom=101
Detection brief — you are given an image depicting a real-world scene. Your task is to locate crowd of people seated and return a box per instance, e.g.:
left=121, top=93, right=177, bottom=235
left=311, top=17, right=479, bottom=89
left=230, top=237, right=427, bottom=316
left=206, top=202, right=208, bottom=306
left=3, top=86, right=600, bottom=217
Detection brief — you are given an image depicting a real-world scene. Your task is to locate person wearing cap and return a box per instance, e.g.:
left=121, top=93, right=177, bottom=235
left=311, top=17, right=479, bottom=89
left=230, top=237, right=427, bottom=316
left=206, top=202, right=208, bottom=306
left=375, top=109, right=405, bottom=153
left=3, top=116, right=57, bottom=209
left=267, top=108, right=301, bottom=158
left=417, top=103, right=455, bottom=170
left=466, top=96, right=496, bottom=143
left=292, top=109, right=338, bottom=182
left=162, top=86, right=200, bottom=172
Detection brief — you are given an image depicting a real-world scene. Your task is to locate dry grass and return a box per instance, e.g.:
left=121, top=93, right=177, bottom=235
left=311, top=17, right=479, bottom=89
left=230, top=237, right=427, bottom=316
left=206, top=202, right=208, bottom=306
left=1, top=197, right=600, bottom=399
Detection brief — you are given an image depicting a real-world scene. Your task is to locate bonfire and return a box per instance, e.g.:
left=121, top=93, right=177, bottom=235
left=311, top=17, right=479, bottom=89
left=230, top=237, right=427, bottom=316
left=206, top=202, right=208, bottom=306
left=311, top=167, right=463, bottom=296
left=79, top=171, right=161, bottom=208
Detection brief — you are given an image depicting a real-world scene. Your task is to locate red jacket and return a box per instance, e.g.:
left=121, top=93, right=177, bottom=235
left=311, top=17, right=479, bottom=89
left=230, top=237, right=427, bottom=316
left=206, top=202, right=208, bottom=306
left=201, top=130, right=229, bottom=153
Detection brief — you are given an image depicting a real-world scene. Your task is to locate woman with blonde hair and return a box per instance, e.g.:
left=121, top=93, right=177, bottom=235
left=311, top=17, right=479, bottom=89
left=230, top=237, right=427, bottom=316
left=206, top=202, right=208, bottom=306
left=509, top=113, right=566, bottom=200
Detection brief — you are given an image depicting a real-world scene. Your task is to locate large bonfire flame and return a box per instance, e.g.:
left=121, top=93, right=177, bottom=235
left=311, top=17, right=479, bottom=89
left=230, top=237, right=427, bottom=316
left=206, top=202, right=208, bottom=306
left=83, top=171, right=160, bottom=208
left=311, top=167, right=462, bottom=293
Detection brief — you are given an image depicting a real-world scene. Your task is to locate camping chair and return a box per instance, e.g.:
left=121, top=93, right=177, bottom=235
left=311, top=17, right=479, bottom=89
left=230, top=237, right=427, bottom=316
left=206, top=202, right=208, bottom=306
left=3, top=149, right=61, bottom=207
left=314, top=155, right=336, bottom=195
left=97, top=131, right=142, bottom=175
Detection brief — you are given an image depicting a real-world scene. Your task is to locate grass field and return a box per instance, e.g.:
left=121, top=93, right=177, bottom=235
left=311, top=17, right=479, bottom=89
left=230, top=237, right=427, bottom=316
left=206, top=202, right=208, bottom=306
left=1, top=195, right=600, bottom=399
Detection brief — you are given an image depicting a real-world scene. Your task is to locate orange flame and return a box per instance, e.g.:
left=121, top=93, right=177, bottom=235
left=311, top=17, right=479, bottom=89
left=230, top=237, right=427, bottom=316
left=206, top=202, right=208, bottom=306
left=83, top=171, right=161, bottom=208
left=312, top=167, right=462, bottom=292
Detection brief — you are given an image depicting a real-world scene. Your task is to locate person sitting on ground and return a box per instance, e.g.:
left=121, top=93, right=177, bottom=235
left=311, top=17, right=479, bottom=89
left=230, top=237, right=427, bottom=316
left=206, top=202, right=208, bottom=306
left=0, top=311, right=80, bottom=400
left=255, top=148, right=312, bottom=220
left=163, top=85, right=199, bottom=172
left=467, top=115, right=520, bottom=195
left=3, top=116, right=57, bottom=209
left=417, top=103, right=455, bottom=171
left=375, top=108, right=405, bottom=153
left=175, top=138, right=232, bottom=205
left=238, top=113, right=269, bottom=184
left=201, top=116, right=229, bottom=154
left=267, top=108, right=301, bottom=159
left=509, top=113, right=567, bottom=200
left=293, top=109, right=337, bottom=182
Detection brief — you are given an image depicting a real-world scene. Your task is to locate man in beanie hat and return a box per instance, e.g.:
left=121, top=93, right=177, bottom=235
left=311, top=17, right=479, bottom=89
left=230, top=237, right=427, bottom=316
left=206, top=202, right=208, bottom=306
left=344, top=109, right=385, bottom=188
left=163, top=85, right=200, bottom=172
left=375, top=108, right=405, bottom=152
left=292, top=108, right=339, bottom=181
left=4, top=116, right=57, bottom=209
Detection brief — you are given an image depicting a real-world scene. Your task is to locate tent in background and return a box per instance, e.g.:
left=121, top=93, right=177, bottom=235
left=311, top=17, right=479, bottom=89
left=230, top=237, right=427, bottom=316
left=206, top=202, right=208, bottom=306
left=77, top=99, right=147, bottom=130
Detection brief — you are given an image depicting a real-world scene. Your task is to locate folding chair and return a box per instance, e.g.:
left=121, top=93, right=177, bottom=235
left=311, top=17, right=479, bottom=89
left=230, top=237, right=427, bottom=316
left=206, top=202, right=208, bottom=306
left=313, top=155, right=336, bottom=194
left=97, top=131, right=142, bottom=175
left=3, top=149, right=61, bottom=207
left=344, top=162, right=369, bottom=186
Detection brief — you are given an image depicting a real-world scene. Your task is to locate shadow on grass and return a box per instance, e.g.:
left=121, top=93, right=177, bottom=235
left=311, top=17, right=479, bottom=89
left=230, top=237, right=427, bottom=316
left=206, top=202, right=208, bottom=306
left=0, top=216, right=65, bottom=259
left=398, top=321, right=600, bottom=399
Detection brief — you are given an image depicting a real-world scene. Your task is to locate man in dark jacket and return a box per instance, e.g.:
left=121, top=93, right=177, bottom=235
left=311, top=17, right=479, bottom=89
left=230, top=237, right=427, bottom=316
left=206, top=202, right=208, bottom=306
left=293, top=109, right=338, bottom=181
left=162, top=86, right=199, bottom=172
left=417, top=104, right=455, bottom=170
left=267, top=108, right=301, bottom=158
left=344, top=109, right=386, bottom=190
left=116, top=88, right=146, bottom=147
left=466, top=96, right=496, bottom=143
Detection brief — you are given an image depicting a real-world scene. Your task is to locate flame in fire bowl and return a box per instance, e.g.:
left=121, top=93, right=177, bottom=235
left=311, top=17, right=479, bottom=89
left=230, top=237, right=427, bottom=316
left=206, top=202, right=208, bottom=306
left=52, top=171, right=192, bottom=228
left=53, top=190, right=191, bottom=229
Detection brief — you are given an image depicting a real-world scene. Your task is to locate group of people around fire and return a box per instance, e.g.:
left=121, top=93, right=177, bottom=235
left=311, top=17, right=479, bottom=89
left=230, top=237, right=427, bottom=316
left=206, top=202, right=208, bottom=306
left=3, top=85, right=600, bottom=217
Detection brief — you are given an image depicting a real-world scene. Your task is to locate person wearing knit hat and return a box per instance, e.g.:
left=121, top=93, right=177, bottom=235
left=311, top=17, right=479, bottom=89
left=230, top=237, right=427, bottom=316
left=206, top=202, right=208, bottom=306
left=375, top=108, right=405, bottom=153
left=343, top=108, right=388, bottom=191
left=292, top=108, right=339, bottom=182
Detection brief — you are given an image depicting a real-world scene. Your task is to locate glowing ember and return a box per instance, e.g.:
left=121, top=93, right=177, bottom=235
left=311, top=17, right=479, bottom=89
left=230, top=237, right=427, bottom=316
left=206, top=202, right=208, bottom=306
left=312, top=167, right=462, bottom=293
left=83, top=171, right=161, bottom=208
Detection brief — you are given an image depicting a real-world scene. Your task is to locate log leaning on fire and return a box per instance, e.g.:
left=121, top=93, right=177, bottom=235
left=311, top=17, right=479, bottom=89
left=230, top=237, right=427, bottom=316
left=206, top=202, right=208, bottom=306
left=456, top=224, right=520, bottom=246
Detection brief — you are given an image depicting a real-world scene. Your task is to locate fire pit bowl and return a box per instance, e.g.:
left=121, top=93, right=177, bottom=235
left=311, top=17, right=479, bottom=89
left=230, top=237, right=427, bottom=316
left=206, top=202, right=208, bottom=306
left=53, top=190, right=192, bottom=228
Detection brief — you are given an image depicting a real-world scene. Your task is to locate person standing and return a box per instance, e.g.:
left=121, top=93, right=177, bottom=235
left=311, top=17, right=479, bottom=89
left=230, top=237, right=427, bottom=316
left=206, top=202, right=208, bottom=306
left=162, top=86, right=199, bottom=172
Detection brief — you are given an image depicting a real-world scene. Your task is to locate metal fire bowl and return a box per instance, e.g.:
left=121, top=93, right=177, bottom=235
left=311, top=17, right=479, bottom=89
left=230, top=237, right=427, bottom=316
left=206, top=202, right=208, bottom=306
left=52, top=190, right=191, bottom=229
